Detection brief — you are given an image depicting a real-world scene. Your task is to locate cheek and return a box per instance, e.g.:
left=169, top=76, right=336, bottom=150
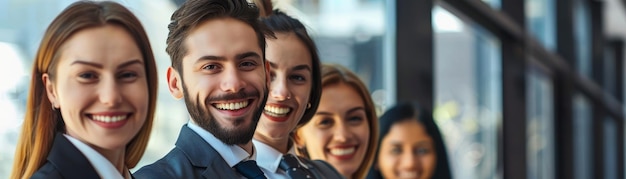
left=56, top=81, right=91, bottom=118
left=248, top=69, right=268, bottom=88
left=422, top=154, right=438, bottom=173
left=378, top=154, right=397, bottom=176
left=125, top=82, right=150, bottom=116
left=304, top=128, right=330, bottom=156
left=356, top=124, right=371, bottom=146
left=294, top=87, right=311, bottom=106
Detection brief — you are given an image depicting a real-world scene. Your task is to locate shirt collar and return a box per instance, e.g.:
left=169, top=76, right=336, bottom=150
left=252, top=139, right=298, bottom=172
left=63, top=134, right=126, bottom=179
left=188, top=121, right=254, bottom=167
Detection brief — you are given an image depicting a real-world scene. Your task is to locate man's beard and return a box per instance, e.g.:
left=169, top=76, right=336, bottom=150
left=182, top=80, right=268, bottom=145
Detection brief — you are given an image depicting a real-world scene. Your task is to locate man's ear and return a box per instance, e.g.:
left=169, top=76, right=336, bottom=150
left=167, top=67, right=184, bottom=99
left=42, top=73, right=60, bottom=108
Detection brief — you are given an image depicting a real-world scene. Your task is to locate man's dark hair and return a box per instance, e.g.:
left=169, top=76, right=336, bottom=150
left=166, top=0, right=273, bottom=71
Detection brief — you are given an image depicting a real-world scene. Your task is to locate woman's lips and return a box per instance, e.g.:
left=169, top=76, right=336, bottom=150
left=87, top=113, right=131, bottom=129
left=328, top=146, right=357, bottom=160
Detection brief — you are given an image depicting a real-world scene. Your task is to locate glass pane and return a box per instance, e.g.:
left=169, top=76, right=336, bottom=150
left=573, top=93, right=593, bottom=179
left=604, top=117, right=618, bottom=179
left=604, top=46, right=617, bottom=96
left=433, top=5, right=502, bottom=179
left=526, top=67, right=555, bottom=179
left=481, top=0, right=501, bottom=9
left=574, top=0, right=592, bottom=78
left=526, top=0, right=556, bottom=51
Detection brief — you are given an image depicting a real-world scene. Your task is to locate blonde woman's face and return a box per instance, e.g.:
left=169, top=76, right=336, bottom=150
left=296, top=83, right=370, bottom=178
left=44, top=25, right=148, bottom=151
left=377, top=119, right=436, bottom=179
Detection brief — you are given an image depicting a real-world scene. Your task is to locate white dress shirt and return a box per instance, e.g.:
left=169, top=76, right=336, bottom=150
left=187, top=121, right=256, bottom=164
left=64, top=134, right=130, bottom=179
left=253, top=139, right=300, bottom=179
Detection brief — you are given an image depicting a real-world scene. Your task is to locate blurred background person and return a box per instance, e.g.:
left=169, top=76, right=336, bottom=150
left=252, top=0, right=343, bottom=178
left=367, top=101, right=452, bottom=179
left=10, top=1, right=158, bottom=178
left=294, top=64, right=378, bottom=179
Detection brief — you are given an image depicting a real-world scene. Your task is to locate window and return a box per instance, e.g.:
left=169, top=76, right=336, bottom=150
left=574, top=0, right=592, bottom=78
left=604, top=117, right=618, bottom=179
left=573, top=93, right=593, bottom=179
left=481, top=0, right=500, bottom=9
left=526, top=0, right=556, bottom=51
left=527, top=67, right=555, bottom=179
left=433, top=5, right=501, bottom=179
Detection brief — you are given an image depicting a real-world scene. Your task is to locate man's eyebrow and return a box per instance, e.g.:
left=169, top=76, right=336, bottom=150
left=197, top=55, right=226, bottom=61
left=235, top=52, right=261, bottom=60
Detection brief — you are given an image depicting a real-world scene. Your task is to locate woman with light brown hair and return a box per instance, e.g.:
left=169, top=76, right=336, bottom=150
left=294, top=63, right=379, bottom=179
left=10, top=1, right=158, bottom=178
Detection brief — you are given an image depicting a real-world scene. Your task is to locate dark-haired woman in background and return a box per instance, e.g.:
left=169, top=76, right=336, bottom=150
left=367, top=102, right=452, bottom=179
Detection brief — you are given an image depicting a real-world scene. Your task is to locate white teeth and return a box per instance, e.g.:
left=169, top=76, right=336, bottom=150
left=329, top=147, right=356, bottom=156
left=91, top=115, right=127, bottom=123
left=215, top=101, right=249, bottom=110
left=264, top=106, right=291, bottom=116
left=398, top=172, right=419, bottom=178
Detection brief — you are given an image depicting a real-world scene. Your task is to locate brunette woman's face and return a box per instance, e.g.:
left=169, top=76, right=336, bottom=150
left=296, top=83, right=370, bottom=178
left=377, top=119, right=436, bottom=179
left=256, top=32, right=313, bottom=142
left=44, top=24, right=148, bottom=151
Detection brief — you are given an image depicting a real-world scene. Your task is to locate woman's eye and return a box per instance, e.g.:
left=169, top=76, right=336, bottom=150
left=118, top=71, right=139, bottom=81
left=347, top=116, right=364, bottom=125
left=315, top=118, right=334, bottom=129
left=289, top=75, right=306, bottom=82
left=319, top=118, right=332, bottom=125
left=415, top=147, right=430, bottom=155
left=270, top=72, right=277, bottom=81
left=120, top=72, right=137, bottom=78
left=78, top=72, right=97, bottom=79
left=391, top=147, right=402, bottom=155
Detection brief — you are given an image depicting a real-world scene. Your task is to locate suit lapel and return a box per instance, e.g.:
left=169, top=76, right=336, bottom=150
left=47, top=133, right=100, bottom=178
left=175, top=125, right=240, bottom=178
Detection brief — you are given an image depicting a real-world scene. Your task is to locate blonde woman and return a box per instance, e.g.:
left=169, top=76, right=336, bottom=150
left=294, top=64, right=379, bottom=179
left=11, top=1, right=158, bottom=178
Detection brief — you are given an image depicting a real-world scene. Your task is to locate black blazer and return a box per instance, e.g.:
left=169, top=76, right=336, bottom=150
left=31, top=133, right=100, bottom=179
left=299, top=157, right=346, bottom=179
left=134, top=125, right=241, bottom=178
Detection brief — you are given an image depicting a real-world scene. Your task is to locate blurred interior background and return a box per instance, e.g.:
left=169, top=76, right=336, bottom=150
left=1, top=0, right=625, bottom=178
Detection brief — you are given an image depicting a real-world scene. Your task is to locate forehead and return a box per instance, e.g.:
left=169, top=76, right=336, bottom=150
left=58, top=25, right=142, bottom=65
left=183, top=17, right=260, bottom=60
left=385, top=119, right=431, bottom=140
left=319, top=83, right=365, bottom=110
left=266, top=33, right=312, bottom=67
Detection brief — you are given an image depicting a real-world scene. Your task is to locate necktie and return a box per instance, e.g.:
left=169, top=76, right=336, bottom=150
left=234, top=160, right=267, bottom=179
left=279, top=154, right=315, bottom=179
